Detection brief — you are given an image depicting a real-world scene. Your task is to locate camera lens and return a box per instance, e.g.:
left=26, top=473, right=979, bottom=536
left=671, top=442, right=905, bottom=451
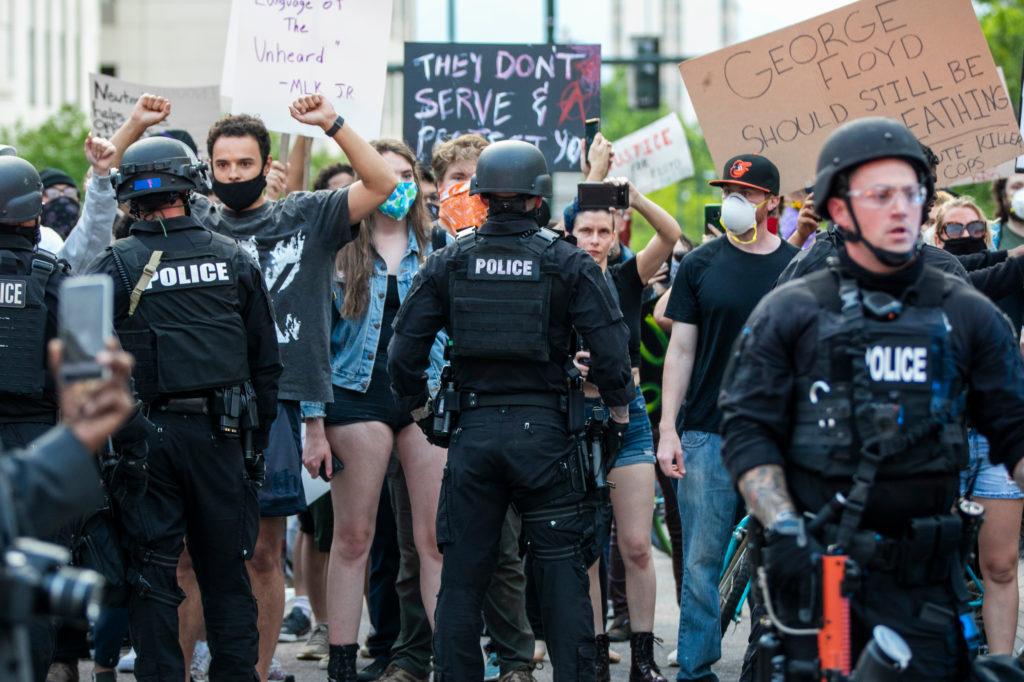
left=41, top=566, right=105, bottom=622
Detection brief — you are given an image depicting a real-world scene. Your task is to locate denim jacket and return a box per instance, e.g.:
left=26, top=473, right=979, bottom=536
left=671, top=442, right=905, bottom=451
left=300, top=226, right=448, bottom=419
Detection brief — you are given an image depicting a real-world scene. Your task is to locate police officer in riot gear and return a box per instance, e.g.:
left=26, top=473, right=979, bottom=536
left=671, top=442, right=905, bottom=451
left=389, top=140, right=633, bottom=682
left=0, top=153, right=76, bottom=681
left=85, top=136, right=282, bottom=681
left=719, top=117, right=1024, bottom=681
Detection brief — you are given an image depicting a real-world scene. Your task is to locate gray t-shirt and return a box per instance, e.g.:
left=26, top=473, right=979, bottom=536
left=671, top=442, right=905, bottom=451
left=191, top=190, right=351, bottom=403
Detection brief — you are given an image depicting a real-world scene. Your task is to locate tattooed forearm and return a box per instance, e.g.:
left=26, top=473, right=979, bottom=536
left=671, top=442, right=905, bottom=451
left=738, top=464, right=796, bottom=527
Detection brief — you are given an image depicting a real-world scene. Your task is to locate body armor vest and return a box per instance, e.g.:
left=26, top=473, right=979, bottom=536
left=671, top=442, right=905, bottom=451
left=447, top=226, right=560, bottom=362
left=111, top=232, right=250, bottom=402
left=789, top=265, right=966, bottom=480
left=0, top=249, right=59, bottom=398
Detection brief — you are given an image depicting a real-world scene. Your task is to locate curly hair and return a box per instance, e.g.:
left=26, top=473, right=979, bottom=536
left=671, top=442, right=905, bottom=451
left=430, top=134, right=489, bottom=186
left=206, top=114, right=271, bottom=164
left=337, top=139, right=432, bottom=320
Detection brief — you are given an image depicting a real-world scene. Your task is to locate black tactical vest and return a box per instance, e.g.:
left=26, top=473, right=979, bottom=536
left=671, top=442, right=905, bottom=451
left=0, top=249, right=59, bottom=397
left=447, top=226, right=559, bottom=362
left=111, top=232, right=250, bottom=402
left=789, top=266, right=966, bottom=480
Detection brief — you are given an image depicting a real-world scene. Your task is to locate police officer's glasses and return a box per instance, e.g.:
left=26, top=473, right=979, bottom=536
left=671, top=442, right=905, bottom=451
left=846, top=184, right=926, bottom=209
left=940, top=220, right=987, bottom=240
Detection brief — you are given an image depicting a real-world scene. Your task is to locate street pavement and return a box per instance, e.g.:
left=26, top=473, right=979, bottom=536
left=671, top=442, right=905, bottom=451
left=78, top=546, right=752, bottom=680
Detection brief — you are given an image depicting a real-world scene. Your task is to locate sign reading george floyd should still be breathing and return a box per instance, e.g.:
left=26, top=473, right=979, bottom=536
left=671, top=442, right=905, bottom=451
left=403, top=42, right=601, bottom=173
left=679, top=0, right=1024, bottom=193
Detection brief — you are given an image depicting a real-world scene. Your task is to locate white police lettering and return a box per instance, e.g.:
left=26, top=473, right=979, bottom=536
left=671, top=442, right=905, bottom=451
left=865, top=345, right=927, bottom=383
left=0, top=279, right=25, bottom=307
left=473, top=257, right=535, bottom=277
left=147, top=262, right=231, bottom=290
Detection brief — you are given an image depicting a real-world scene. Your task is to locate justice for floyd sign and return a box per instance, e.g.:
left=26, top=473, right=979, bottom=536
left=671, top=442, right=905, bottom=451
left=679, top=0, right=1024, bottom=193
left=403, top=42, right=601, bottom=172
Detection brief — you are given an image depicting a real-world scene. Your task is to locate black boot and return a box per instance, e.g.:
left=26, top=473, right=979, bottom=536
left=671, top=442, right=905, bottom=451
left=629, top=632, right=666, bottom=682
left=328, top=643, right=359, bottom=682
left=595, top=633, right=611, bottom=682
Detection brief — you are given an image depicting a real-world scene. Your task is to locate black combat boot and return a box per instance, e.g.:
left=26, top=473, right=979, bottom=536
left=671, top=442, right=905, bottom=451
left=629, top=632, right=666, bottom=682
left=595, top=633, right=611, bottom=682
left=328, top=643, right=360, bottom=682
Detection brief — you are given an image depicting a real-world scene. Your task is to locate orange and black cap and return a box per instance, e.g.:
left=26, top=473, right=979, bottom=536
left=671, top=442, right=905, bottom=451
left=709, top=154, right=780, bottom=195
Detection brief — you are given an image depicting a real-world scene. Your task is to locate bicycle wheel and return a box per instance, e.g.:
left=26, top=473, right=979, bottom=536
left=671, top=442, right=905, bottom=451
left=719, top=535, right=751, bottom=636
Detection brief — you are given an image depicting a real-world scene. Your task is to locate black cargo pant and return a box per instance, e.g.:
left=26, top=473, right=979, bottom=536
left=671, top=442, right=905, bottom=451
left=117, top=411, right=259, bottom=681
left=434, top=405, right=596, bottom=682
left=0, top=420, right=64, bottom=682
left=389, top=460, right=534, bottom=678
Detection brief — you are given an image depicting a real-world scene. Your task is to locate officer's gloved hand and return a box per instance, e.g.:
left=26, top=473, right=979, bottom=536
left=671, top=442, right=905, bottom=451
left=412, top=404, right=449, bottom=448
left=763, top=514, right=822, bottom=593
left=246, top=452, right=266, bottom=489
left=605, top=418, right=629, bottom=467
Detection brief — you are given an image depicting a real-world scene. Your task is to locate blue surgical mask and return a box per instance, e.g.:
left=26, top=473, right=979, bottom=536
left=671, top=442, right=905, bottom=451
left=378, top=181, right=418, bottom=221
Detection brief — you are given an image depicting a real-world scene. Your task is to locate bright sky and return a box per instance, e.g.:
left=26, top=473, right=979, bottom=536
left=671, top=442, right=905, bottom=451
left=414, top=0, right=856, bottom=50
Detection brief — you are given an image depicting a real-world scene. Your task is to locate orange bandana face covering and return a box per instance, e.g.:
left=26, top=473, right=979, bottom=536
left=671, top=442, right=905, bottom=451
left=438, top=181, right=489, bottom=234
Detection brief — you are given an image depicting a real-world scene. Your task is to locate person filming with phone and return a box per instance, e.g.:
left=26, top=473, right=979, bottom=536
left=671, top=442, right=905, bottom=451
left=84, top=136, right=282, bottom=681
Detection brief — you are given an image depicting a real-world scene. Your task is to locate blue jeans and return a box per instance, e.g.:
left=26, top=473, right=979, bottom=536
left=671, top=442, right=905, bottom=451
left=674, top=431, right=737, bottom=681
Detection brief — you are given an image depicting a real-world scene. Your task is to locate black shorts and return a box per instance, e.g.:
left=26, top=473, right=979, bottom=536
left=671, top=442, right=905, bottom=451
left=297, top=494, right=334, bottom=553
left=324, top=368, right=413, bottom=433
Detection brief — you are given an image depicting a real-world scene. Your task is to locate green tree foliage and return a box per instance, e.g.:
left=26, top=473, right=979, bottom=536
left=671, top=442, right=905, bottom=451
left=0, top=105, right=91, bottom=184
left=943, top=1, right=1023, bottom=218
left=598, top=67, right=719, bottom=248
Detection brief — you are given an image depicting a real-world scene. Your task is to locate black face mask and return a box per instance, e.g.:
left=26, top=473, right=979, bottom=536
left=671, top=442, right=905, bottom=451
left=942, top=237, right=987, bottom=256
left=212, top=173, right=267, bottom=212
left=41, top=197, right=80, bottom=238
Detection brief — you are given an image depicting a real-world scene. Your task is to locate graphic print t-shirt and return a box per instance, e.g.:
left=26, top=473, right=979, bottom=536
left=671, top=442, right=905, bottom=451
left=192, top=190, right=351, bottom=403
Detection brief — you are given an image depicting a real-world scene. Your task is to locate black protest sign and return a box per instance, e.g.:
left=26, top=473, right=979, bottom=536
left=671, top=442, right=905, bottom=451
left=403, top=42, right=601, bottom=173
left=680, top=0, right=1024, bottom=192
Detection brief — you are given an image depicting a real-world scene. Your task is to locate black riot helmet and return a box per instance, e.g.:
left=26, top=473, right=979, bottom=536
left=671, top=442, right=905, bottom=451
left=0, top=156, right=44, bottom=225
left=113, top=136, right=210, bottom=204
left=470, top=141, right=552, bottom=198
left=812, top=117, right=933, bottom=268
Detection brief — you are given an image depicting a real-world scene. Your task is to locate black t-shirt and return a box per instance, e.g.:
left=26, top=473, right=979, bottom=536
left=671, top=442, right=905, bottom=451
left=608, top=257, right=645, bottom=367
left=665, top=236, right=797, bottom=433
left=375, top=275, right=400, bottom=373
left=639, top=296, right=668, bottom=427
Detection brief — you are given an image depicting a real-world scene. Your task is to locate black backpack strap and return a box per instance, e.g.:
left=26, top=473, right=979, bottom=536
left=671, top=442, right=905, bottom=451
left=802, top=265, right=842, bottom=314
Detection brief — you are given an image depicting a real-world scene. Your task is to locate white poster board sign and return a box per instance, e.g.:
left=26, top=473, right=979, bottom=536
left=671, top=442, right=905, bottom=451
left=609, top=113, right=693, bottom=194
left=90, top=74, right=220, bottom=158
left=223, top=0, right=394, bottom=137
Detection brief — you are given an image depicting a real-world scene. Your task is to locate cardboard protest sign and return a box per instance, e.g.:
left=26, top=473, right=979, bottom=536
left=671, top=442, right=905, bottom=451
left=90, top=74, right=220, bottom=158
left=609, top=113, right=693, bottom=193
left=224, top=0, right=393, bottom=137
left=403, top=42, right=601, bottom=172
left=679, top=0, right=1024, bottom=193
left=1017, top=51, right=1024, bottom=173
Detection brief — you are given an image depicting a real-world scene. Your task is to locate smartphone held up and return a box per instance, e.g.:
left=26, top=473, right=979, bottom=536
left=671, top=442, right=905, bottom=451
left=59, top=275, right=113, bottom=383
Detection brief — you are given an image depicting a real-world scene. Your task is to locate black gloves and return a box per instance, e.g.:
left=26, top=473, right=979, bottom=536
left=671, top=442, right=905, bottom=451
left=605, top=419, right=629, bottom=467
left=414, top=404, right=450, bottom=448
left=762, top=515, right=822, bottom=592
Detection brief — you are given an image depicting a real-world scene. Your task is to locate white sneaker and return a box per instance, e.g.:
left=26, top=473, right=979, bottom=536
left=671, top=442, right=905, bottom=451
left=191, top=640, right=211, bottom=681
left=116, top=648, right=136, bottom=673
left=667, top=648, right=678, bottom=667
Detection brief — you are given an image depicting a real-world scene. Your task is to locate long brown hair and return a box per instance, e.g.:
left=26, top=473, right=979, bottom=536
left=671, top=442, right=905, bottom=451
left=337, top=139, right=432, bottom=320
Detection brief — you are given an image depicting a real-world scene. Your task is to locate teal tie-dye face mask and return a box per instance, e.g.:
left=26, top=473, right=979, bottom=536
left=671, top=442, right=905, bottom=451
left=378, top=181, right=418, bottom=221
